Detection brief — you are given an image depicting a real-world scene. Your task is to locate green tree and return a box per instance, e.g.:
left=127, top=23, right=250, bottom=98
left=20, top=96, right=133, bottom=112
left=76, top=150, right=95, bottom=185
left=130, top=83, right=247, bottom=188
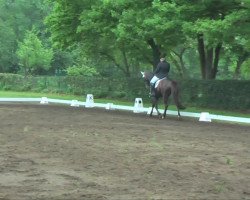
left=16, top=31, right=53, bottom=76
left=0, top=0, right=51, bottom=73
left=0, top=21, right=17, bottom=72
left=46, top=0, right=250, bottom=79
left=66, top=65, right=99, bottom=76
left=46, top=0, right=183, bottom=76
left=180, top=0, right=249, bottom=79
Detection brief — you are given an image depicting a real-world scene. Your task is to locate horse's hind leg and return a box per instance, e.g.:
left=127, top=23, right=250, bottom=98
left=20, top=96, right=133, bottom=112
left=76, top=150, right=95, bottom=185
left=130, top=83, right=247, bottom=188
left=177, top=109, right=181, bottom=119
left=150, top=97, right=159, bottom=117
left=150, top=105, right=154, bottom=117
left=155, top=104, right=162, bottom=118
left=163, top=94, right=170, bottom=119
left=163, top=105, right=168, bottom=119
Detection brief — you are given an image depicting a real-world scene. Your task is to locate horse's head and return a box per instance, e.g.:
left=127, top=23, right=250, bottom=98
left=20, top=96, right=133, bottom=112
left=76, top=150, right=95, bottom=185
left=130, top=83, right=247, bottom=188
left=141, top=71, right=153, bottom=85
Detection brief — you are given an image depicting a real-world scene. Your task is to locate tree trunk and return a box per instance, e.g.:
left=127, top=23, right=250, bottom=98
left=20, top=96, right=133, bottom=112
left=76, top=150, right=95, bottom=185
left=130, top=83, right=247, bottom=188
left=179, top=53, right=187, bottom=77
left=234, top=51, right=250, bottom=79
left=198, top=33, right=222, bottom=80
left=147, top=38, right=161, bottom=70
left=197, top=34, right=206, bottom=79
left=206, top=48, right=213, bottom=79
left=234, top=60, right=243, bottom=79
left=211, top=43, right=222, bottom=79
left=100, top=51, right=130, bottom=77
left=121, top=49, right=131, bottom=77
left=170, top=48, right=187, bottom=78
left=177, top=48, right=187, bottom=78
left=169, top=53, right=183, bottom=78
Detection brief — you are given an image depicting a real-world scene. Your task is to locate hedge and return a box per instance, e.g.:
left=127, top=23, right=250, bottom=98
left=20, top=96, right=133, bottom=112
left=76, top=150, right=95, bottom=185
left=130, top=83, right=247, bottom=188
left=0, top=73, right=250, bottom=110
left=179, top=79, right=250, bottom=110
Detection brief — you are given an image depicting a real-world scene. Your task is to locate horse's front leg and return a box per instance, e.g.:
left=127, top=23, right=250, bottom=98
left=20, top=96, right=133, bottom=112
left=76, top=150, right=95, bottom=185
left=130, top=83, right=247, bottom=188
left=150, top=97, right=157, bottom=117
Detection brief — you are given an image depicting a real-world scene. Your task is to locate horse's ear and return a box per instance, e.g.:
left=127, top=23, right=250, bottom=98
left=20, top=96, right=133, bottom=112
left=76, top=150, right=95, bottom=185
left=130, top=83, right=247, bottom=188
left=140, top=71, right=145, bottom=77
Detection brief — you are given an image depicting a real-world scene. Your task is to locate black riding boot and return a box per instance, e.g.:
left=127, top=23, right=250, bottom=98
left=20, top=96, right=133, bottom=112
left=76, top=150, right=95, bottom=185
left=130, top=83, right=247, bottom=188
left=150, top=84, right=155, bottom=97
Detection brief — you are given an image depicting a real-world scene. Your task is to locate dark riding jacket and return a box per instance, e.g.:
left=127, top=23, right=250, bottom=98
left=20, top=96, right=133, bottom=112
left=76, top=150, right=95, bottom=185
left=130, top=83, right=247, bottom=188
left=154, top=60, right=170, bottom=79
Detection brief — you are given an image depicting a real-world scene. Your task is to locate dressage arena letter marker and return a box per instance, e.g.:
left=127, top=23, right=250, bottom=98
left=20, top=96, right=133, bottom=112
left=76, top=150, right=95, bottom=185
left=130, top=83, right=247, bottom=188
left=199, top=112, right=212, bottom=122
left=133, top=98, right=144, bottom=113
left=40, top=97, right=48, bottom=104
left=71, top=100, right=80, bottom=107
left=85, top=94, right=94, bottom=108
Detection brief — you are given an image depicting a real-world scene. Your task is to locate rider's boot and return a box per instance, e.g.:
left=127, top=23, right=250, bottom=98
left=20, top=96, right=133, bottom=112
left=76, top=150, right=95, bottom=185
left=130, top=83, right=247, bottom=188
left=150, top=84, right=155, bottom=97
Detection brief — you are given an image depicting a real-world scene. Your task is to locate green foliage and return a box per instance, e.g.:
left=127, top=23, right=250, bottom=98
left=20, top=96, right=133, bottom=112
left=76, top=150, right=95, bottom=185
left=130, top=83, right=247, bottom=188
left=16, top=31, right=53, bottom=75
left=0, top=22, right=17, bottom=73
left=0, top=73, right=23, bottom=90
left=51, top=49, right=73, bottom=75
left=0, top=0, right=250, bottom=80
left=0, top=0, right=51, bottom=73
left=45, top=0, right=184, bottom=76
left=241, top=58, right=250, bottom=78
left=1, top=74, right=250, bottom=110
left=45, top=0, right=250, bottom=79
left=66, top=65, right=99, bottom=76
left=179, top=79, right=250, bottom=110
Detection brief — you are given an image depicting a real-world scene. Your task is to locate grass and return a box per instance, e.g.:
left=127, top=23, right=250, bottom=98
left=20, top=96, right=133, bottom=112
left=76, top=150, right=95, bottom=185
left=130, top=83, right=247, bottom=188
left=0, top=90, right=135, bottom=106
left=214, top=181, right=226, bottom=193
left=0, top=90, right=250, bottom=118
left=226, top=157, right=233, bottom=165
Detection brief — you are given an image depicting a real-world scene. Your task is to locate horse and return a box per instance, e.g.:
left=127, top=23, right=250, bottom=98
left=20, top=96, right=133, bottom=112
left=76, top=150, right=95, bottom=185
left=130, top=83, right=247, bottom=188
left=141, top=71, right=185, bottom=119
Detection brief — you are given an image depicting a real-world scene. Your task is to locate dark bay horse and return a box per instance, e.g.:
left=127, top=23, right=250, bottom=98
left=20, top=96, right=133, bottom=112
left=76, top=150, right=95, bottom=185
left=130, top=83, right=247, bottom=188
left=141, top=71, right=185, bottom=118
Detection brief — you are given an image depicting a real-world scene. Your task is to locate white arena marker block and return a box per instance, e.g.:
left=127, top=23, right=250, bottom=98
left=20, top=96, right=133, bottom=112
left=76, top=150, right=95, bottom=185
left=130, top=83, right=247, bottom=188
left=199, top=112, right=212, bottom=122
left=40, top=97, right=48, bottom=104
left=106, top=103, right=115, bottom=110
left=147, top=107, right=158, bottom=116
left=133, top=98, right=144, bottom=113
left=85, top=94, right=94, bottom=108
left=70, top=100, right=79, bottom=107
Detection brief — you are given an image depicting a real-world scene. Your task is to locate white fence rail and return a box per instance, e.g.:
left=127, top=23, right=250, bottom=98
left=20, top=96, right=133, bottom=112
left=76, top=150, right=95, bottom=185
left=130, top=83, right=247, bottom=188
left=0, top=97, right=249, bottom=124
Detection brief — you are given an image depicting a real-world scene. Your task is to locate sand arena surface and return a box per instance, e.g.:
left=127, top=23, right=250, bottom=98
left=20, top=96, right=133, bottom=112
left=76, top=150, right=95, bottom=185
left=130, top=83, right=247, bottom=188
left=0, top=103, right=249, bottom=200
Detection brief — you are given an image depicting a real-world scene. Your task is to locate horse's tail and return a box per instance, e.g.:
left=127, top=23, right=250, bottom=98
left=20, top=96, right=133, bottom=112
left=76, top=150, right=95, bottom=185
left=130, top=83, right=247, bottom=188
left=172, top=81, right=186, bottom=110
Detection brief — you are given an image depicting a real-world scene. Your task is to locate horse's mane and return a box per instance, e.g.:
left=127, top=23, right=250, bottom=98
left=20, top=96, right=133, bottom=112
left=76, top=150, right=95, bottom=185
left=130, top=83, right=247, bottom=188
left=145, top=70, right=153, bottom=75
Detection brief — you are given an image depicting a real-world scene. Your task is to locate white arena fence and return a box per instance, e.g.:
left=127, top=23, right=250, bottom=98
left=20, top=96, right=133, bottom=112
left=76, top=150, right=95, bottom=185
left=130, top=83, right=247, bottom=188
left=0, top=97, right=250, bottom=124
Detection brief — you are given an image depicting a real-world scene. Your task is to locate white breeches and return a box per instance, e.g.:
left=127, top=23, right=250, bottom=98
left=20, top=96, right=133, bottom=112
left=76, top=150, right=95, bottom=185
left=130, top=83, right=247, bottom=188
left=150, top=76, right=159, bottom=85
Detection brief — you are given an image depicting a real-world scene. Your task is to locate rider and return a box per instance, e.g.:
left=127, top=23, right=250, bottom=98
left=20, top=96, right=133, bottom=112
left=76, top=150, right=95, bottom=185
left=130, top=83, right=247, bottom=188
left=150, top=54, right=170, bottom=97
